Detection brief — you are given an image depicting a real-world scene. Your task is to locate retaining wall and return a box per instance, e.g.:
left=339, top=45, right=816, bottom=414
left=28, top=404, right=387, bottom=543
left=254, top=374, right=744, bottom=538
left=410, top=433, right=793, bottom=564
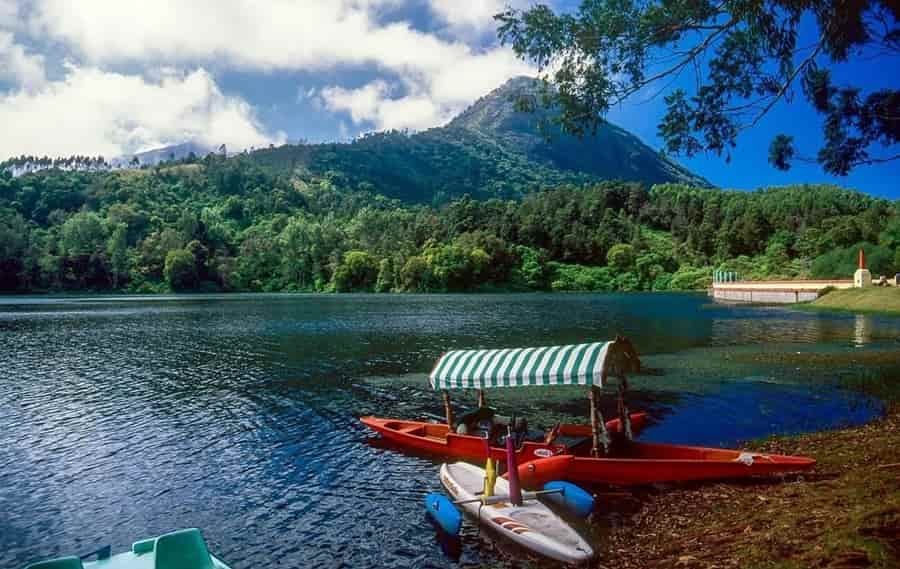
left=710, top=280, right=853, bottom=304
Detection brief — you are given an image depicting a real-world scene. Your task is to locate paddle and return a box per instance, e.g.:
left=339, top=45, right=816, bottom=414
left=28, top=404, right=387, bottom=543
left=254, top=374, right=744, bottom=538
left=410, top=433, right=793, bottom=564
left=505, top=424, right=523, bottom=506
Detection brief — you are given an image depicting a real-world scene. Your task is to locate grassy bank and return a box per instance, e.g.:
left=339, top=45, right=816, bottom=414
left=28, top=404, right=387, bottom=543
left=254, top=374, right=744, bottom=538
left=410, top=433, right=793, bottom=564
left=597, top=407, right=900, bottom=568
left=809, top=287, right=900, bottom=315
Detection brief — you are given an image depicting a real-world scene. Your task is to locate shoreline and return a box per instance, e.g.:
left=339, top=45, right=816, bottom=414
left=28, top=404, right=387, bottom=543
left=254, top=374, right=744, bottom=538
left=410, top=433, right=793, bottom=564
left=597, top=406, right=900, bottom=568
left=800, top=287, right=900, bottom=316
left=0, top=289, right=709, bottom=299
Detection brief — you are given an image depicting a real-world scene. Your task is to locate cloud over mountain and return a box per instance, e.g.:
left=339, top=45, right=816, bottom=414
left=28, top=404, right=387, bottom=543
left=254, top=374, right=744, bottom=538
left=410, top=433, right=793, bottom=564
left=0, top=66, right=283, bottom=158
left=0, top=0, right=539, bottom=158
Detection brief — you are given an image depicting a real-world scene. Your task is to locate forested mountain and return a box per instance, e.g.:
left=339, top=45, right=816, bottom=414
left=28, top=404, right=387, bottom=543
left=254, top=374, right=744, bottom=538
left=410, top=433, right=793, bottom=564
left=0, top=77, right=897, bottom=295
left=0, top=150, right=897, bottom=294
left=248, top=77, right=709, bottom=203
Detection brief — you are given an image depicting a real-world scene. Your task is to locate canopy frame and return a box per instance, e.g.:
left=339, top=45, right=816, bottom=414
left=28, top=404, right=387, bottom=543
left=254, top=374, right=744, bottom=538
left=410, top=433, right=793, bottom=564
left=428, top=337, right=640, bottom=391
left=430, top=337, right=641, bottom=456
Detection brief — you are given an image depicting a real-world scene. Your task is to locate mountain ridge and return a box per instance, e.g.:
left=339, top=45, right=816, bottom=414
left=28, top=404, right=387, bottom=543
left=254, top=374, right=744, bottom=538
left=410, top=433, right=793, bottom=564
left=446, top=76, right=709, bottom=187
left=247, top=76, right=710, bottom=203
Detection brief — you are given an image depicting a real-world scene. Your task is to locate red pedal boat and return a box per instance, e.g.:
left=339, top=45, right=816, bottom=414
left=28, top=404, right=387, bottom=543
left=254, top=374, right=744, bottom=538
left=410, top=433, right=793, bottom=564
left=361, top=338, right=815, bottom=485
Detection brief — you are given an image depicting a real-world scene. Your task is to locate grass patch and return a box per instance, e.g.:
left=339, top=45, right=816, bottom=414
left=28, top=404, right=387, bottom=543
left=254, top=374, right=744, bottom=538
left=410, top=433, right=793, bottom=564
left=597, top=408, right=900, bottom=568
left=809, top=287, right=900, bottom=315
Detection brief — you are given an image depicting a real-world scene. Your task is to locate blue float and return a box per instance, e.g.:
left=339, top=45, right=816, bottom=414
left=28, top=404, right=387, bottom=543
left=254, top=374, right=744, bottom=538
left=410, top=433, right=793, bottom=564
left=425, top=492, right=463, bottom=536
left=542, top=481, right=594, bottom=519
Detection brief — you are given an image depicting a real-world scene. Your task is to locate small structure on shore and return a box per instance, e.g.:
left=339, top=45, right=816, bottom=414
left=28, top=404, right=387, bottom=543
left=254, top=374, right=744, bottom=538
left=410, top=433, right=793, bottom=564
left=711, top=248, right=887, bottom=304
left=853, top=248, right=872, bottom=288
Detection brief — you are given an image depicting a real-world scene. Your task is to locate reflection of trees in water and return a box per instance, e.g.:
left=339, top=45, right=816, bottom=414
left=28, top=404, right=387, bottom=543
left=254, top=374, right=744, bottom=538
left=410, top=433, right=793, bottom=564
left=710, top=313, right=872, bottom=345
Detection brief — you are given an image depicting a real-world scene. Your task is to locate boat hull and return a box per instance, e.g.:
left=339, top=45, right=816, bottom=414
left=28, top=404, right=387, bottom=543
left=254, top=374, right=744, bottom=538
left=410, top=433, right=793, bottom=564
left=566, top=441, right=815, bottom=486
left=24, top=528, right=231, bottom=569
left=440, top=462, right=594, bottom=563
left=80, top=552, right=231, bottom=569
left=361, top=413, right=646, bottom=464
left=361, top=415, right=816, bottom=485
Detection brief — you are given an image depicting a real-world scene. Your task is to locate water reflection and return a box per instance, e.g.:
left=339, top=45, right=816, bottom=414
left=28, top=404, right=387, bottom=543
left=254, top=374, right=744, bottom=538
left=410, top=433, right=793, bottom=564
left=854, top=314, right=872, bottom=346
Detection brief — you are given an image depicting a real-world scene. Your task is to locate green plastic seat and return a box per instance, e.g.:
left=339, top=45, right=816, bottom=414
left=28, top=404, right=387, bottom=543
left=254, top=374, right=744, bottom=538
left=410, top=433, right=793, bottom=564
left=25, top=557, right=83, bottom=569
left=153, top=529, right=214, bottom=569
left=132, top=538, right=155, bottom=555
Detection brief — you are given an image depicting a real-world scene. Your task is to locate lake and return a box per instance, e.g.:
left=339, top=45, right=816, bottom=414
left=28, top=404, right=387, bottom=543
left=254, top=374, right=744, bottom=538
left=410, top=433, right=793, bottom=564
left=2, top=293, right=899, bottom=568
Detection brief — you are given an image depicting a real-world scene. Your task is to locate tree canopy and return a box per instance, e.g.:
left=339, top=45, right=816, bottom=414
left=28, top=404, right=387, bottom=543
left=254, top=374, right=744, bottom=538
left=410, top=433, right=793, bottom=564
left=496, top=0, right=900, bottom=175
left=0, top=158, right=896, bottom=295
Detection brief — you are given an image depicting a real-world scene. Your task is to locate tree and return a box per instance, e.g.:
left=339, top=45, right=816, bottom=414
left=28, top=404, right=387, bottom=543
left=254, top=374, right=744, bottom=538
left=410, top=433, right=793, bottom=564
left=107, top=223, right=128, bottom=288
left=332, top=250, right=379, bottom=292
left=60, top=211, right=106, bottom=257
left=515, top=245, right=550, bottom=289
left=400, top=255, right=433, bottom=292
left=0, top=212, right=29, bottom=291
left=607, top=243, right=636, bottom=271
left=185, top=240, right=209, bottom=281
left=497, top=0, right=900, bottom=175
left=164, top=249, right=198, bottom=291
left=375, top=257, right=398, bottom=292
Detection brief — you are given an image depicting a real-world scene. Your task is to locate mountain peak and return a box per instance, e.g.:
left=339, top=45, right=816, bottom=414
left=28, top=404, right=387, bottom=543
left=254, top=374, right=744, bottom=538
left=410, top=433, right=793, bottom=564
left=248, top=77, right=709, bottom=203
left=446, top=76, right=710, bottom=188
left=447, top=75, right=543, bottom=133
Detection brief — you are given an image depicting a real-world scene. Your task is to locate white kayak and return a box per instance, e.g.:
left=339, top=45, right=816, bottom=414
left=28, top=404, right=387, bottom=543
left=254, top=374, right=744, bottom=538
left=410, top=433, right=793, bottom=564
left=439, top=462, right=594, bottom=564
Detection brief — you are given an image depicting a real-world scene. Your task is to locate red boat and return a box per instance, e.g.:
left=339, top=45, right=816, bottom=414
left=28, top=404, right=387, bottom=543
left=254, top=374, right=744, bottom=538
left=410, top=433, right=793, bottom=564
left=360, top=413, right=648, bottom=464
left=361, top=339, right=816, bottom=485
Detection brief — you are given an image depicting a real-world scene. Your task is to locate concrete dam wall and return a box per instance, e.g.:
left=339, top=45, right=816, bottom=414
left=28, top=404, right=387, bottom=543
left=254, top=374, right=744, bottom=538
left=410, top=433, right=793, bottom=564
left=710, top=280, right=854, bottom=304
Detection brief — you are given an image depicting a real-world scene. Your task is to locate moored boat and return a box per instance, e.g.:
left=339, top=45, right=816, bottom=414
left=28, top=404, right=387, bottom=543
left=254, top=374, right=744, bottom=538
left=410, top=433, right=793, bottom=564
left=360, top=412, right=647, bottom=463
left=511, top=442, right=815, bottom=486
left=23, top=528, right=231, bottom=569
left=437, top=461, right=595, bottom=564
left=362, top=338, right=816, bottom=485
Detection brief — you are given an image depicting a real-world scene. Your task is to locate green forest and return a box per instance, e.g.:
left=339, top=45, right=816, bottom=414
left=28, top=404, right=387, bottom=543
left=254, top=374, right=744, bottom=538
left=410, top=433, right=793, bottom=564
left=1, top=152, right=898, bottom=294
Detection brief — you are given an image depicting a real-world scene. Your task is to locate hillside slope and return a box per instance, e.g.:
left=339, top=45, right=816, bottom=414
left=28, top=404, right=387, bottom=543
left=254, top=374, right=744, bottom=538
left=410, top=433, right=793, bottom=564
left=250, top=77, right=709, bottom=203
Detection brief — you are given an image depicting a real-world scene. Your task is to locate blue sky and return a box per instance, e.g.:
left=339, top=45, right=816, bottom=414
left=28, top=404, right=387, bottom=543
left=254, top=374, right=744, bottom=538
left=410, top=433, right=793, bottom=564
left=1, top=0, right=897, bottom=198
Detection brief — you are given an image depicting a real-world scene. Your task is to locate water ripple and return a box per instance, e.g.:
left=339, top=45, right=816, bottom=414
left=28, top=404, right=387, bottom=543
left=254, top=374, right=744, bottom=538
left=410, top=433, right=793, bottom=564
left=1, top=293, right=898, bottom=568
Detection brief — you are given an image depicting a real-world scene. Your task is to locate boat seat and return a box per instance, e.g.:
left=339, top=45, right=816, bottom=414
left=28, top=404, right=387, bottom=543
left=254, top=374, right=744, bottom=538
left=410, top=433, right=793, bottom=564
left=456, top=406, right=496, bottom=429
left=153, top=528, right=214, bottom=569
left=25, top=557, right=83, bottom=569
left=132, top=538, right=155, bottom=554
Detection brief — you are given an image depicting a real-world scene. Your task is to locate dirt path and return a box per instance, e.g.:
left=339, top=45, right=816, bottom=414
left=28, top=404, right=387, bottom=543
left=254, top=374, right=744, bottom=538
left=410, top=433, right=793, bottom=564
left=595, top=409, right=900, bottom=568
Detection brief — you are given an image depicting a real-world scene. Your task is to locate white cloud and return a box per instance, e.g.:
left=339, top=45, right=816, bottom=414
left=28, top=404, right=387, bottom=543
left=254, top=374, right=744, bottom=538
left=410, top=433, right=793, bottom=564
left=0, top=0, right=19, bottom=28
left=28, top=1, right=460, bottom=71
left=25, top=0, right=535, bottom=132
left=0, top=0, right=540, bottom=153
left=428, top=0, right=515, bottom=33
left=0, top=31, right=45, bottom=88
left=322, top=80, right=392, bottom=124
left=0, top=66, right=283, bottom=159
left=322, top=80, right=446, bottom=131
left=319, top=43, right=533, bottom=131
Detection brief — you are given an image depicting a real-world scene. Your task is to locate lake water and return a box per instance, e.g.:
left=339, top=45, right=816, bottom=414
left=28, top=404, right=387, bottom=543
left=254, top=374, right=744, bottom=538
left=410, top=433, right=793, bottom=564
left=2, top=293, right=899, bottom=568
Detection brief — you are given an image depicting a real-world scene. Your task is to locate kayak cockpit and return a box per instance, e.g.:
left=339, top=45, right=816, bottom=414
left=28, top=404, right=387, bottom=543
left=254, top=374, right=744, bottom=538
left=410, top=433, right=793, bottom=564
left=382, top=420, right=450, bottom=441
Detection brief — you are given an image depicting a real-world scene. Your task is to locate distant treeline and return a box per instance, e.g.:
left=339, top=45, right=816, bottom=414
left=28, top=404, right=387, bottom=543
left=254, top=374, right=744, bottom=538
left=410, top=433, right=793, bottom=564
left=1, top=155, right=898, bottom=294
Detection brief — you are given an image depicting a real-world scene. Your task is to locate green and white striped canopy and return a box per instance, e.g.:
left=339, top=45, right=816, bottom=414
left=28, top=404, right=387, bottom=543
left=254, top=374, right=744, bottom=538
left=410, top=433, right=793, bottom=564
left=429, top=341, right=619, bottom=390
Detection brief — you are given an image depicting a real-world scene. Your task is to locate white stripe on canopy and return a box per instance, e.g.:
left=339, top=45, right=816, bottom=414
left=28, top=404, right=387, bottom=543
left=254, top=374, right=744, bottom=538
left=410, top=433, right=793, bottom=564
left=429, top=341, right=614, bottom=390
